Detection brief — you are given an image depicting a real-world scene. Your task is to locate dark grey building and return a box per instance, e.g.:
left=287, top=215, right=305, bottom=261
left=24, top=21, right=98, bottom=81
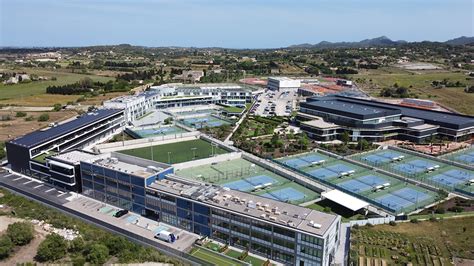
left=298, top=96, right=474, bottom=143
left=5, top=108, right=124, bottom=191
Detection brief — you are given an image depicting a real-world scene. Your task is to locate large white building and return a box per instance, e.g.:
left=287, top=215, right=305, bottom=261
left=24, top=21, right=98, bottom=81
left=104, top=83, right=254, bottom=123
left=267, top=77, right=301, bottom=91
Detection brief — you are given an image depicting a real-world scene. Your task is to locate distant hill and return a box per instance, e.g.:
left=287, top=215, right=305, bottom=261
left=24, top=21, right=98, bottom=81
left=289, top=36, right=473, bottom=49
left=444, top=36, right=474, bottom=45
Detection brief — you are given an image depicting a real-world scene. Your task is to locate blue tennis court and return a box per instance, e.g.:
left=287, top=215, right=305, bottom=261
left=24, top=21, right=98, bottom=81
left=443, top=169, right=473, bottom=181
left=407, top=159, right=437, bottom=169
left=261, top=187, right=305, bottom=202
left=391, top=187, right=431, bottom=203
left=307, top=168, right=338, bottom=180
left=393, top=163, right=425, bottom=174
left=456, top=154, right=474, bottom=164
left=326, top=164, right=353, bottom=174
left=246, top=175, right=276, bottom=186
left=356, top=175, right=387, bottom=186
left=363, top=154, right=390, bottom=164
left=374, top=194, right=414, bottom=211
left=431, top=174, right=463, bottom=187
left=300, top=154, right=326, bottom=163
left=338, top=179, right=371, bottom=193
left=223, top=180, right=254, bottom=192
left=377, top=151, right=402, bottom=159
left=283, top=158, right=309, bottom=168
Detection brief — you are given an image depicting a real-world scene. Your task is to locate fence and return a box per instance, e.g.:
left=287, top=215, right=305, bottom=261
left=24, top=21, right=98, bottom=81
left=349, top=216, right=395, bottom=226
left=173, top=152, right=242, bottom=171
left=94, top=132, right=200, bottom=153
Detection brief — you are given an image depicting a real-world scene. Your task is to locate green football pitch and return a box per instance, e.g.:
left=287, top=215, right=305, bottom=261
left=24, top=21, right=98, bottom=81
left=118, top=139, right=229, bottom=164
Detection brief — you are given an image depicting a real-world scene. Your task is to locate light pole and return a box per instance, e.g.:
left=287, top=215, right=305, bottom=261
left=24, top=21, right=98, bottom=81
left=149, top=138, right=154, bottom=161
left=168, top=151, right=172, bottom=164
left=191, top=147, right=197, bottom=159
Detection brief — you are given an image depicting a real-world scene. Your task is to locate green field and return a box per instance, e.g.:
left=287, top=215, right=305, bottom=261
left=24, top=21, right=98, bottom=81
left=118, top=139, right=228, bottom=164
left=190, top=247, right=248, bottom=266
left=0, top=69, right=114, bottom=103
left=350, top=216, right=474, bottom=265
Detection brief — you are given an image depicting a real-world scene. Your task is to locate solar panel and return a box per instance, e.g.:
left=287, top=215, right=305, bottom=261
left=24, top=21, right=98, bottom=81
left=9, top=109, right=123, bottom=148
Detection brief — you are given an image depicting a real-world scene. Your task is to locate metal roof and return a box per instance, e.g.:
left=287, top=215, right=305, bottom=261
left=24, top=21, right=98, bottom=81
left=305, top=96, right=474, bottom=129
left=9, top=109, right=123, bottom=148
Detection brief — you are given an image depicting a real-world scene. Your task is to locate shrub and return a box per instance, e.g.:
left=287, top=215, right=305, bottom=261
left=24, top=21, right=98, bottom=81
left=323, top=207, right=332, bottom=213
left=85, top=244, right=109, bottom=264
left=410, top=218, right=419, bottom=224
left=448, top=206, right=464, bottom=213
left=389, top=221, right=397, bottom=226
left=429, top=217, right=438, bottom=222
left=352, top=224, right=359, bottom=230
left=6, top=222, right=34, bottom=246
left=435, top=207, right=446, bottom=214
left=52, top=103, right=62, bottom=112
left=366, top=223, right=373, bottom=227
left=15, top=111, right=27, bottom=117
left=36, top=233, right=67, bottom=262
left=68, top=237, right=85, bottom=253
left=0, top=235, right=14, bottom=259
left=25, top=116, right=35, bottom=121
left=38, top=113, right=50, bottom=122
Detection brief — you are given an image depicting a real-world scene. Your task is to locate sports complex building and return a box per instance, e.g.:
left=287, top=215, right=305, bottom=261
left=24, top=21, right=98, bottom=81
left=298, top=95, right=474, bottom=143
left=103, top=83, right=254, bottom=123
left=80, top=151, right=341, bottom=265
left=5, top=109, right=124, bottom=191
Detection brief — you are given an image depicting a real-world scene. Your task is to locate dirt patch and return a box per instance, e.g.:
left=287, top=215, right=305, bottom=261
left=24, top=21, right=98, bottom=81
left=0, top=110, right=77, bottom=141
left=0, top=216, right=49, bottom=265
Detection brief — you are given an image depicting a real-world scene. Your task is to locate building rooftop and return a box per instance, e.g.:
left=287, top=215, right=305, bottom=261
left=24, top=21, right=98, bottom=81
left=316, top=96, right=474, bottom=129
left=302, top=119, right=340, bottom=129
left=9, top=109, right=123, bottom=148
left=51, top=150, right=97, bottom=165
left=268, top=77, right=297, bottom=82
left=84, top=152, right=170, bottom=179
left=304, top=97, right=401, bottom=119
left=149, top=175, right=338, bottom=237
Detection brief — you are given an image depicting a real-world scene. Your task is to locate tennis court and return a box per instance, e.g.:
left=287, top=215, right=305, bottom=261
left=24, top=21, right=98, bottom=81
left=356, top=175, right=387, bottom=187
left=337, top=179, right=372, bottom=193
left=429, top=169, right=473, bottom=187
left=128, top=125, right=186, bottom=138
left=261, top=187, right=305, bottom=202
left=177, top=158, right=319, bottom=204
left=279, top=151, right=330, bottom=169
left=118, top=139, right=228, bottom=164
left=442, top=147, right=474, bottom=166
left=360, top=150, right=403, bottom=164
left=374, top=194, right=415, bottom=212
left=180, top=115, right=231, bottom=129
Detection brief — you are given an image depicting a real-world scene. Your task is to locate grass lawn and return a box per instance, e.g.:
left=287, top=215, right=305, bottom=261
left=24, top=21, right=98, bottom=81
left=350, top=216, right=474, bottom=265
left=0, top=69, right=114, bottom=105
left=351, top=69, right=474, bottom=114
left=223, top=106, right=244, bottom=113
left=32, top=151, right=58, bottom=163
left=190, top=247, right=247, bottom=266
left=224, top=249, right=266, bottom=266
left=118, top=139, right=229, bottom=164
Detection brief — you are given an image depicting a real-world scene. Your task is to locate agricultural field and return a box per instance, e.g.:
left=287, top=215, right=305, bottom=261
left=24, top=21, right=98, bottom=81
left=0, top=110, right=77, bottom=141
left=351, top=68, right=474, bottom=114
left=350, top=216, right=474, bottom=265
left=0, top=68, right=114, bottom=106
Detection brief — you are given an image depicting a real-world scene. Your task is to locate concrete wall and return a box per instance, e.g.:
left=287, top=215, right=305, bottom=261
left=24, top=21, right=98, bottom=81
left=349, top=216, right=395, bottom=226
left=94, top=132, right=200, bottom=153
left=173, top=152, right=242, bottom=170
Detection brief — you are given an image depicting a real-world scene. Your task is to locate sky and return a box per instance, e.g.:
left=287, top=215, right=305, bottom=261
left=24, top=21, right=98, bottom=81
left=1, top=0, right=473, bottom=48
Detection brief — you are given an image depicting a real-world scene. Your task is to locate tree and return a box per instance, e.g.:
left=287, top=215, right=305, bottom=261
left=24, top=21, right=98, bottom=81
left=163, top=117, right=173, bottom=125
left=341, top=131, right=350, bottom=144
left=85, top=244, right=109, bottom=264
left=68, top=237, right=85, bottom=253
left=15, top=111, right=27, bottom=117
left=36, top=233, right=67, bottom=262
left=38, top=113, right=50, bottom=122
left=0, top=235, right=14, bottom=259
left=105, top=236, right=133, bottom=256
left=6, top=222, right=34, bottom=246
left=298, top=133, right=310, bottom=150
left=357, top=139, right=370, bottom=151
left=53, top=103, right=62, bottom=112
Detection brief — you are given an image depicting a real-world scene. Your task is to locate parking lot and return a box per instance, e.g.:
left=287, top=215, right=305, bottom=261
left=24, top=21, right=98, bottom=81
left=251, top=90, right=300, bottom=116
left=0, top=171, right=198, bottom=252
